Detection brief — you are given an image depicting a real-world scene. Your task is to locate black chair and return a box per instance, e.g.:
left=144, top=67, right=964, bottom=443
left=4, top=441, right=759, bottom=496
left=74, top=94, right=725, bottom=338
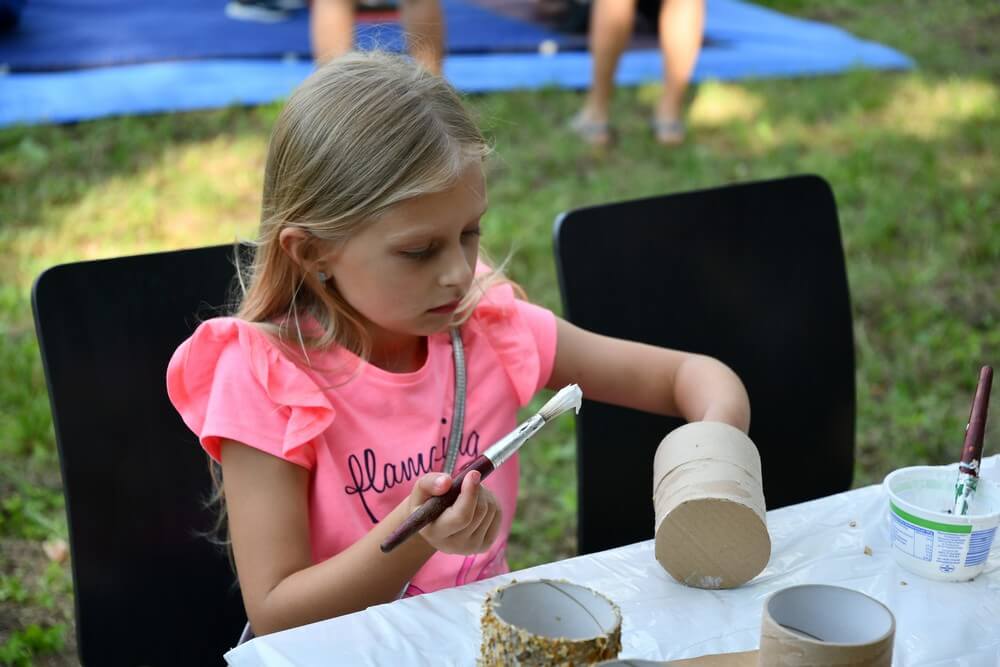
left=554, top=175, right=856, bottom=556
left=32, top=244, right=246, bottom=666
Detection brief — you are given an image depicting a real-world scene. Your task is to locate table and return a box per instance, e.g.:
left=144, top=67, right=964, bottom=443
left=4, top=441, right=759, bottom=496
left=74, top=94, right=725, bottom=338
left=225, top=457, right=1000, bottom=666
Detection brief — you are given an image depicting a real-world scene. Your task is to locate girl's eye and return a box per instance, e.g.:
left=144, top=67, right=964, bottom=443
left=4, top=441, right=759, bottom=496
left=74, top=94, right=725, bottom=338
left=462, top=228, right=482, bottom=241
left=400, top=246, right=435, bottom=260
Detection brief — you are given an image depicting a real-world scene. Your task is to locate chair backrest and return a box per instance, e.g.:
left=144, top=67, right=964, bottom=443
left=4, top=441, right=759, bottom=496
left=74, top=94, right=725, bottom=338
left=554, top=175, right=856, bottom=556
left=32, top=245, right=246, bottom=666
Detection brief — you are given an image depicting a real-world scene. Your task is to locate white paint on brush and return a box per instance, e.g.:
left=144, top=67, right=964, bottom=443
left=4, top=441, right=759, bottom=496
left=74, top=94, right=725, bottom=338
left=539, top=384, right=583, bottom=420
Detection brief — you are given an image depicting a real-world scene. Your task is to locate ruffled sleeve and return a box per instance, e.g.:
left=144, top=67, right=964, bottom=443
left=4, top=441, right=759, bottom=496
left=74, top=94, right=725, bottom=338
left=166, top=317, right=336, bottom=468
left=469, top=283, right=558, bottom=406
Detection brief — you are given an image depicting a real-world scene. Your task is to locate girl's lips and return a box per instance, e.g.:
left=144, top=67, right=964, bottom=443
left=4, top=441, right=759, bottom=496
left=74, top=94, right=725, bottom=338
left=429, top=301, right=459, bottom=314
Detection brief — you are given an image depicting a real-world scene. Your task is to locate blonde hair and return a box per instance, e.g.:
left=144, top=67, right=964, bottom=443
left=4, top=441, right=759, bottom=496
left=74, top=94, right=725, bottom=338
left=234, top=51, right=514, bottom=363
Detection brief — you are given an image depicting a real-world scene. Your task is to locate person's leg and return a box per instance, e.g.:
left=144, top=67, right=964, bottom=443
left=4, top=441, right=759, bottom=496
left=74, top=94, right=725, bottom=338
left=574, top=0, right=637, bottom=144
left=655, top=0, right=704, bottom=144
left=400, top=0, right=444, bottom=75
left=311, top=0, right=356, bottom=64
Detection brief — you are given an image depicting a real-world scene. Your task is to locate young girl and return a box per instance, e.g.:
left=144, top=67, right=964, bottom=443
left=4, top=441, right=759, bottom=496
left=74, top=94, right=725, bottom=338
left=166, top=51, right=749, bottom=636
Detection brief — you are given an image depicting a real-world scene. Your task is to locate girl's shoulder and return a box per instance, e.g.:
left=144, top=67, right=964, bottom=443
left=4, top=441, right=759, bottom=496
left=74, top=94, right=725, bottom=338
left=170, top=316, right=293, bottom=378
left=469, top=280, right=549, bottom=325
left=467, top=283, right=558, bottom=406
left=166, top=316, right=335, bottom=465
left=168, top=316, right=324, bottom=393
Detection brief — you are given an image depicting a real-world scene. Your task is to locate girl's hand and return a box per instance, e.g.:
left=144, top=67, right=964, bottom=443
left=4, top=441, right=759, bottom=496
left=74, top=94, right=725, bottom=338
left=406, top=472, right=502, bottom=555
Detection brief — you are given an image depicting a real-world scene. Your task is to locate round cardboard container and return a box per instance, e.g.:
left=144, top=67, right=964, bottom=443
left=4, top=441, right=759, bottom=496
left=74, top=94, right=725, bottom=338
left=653, top=423, right=762, bottom=480
left=653, top=422, right=770, bottom=589
left=883, top=465, right=1000, bottom=581
left=759, top=585, right=894, bottom=666
left=479, top=579, right=622, bottom=666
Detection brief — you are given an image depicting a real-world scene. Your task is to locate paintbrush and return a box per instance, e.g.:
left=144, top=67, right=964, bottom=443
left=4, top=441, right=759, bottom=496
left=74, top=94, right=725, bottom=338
left=380, top=384, right=583, bottom=553
left=952, top=365, right=993, bottom=516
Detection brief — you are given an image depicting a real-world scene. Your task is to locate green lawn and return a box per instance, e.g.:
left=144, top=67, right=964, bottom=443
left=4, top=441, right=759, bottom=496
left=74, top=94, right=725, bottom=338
left=1, top=0, right=998, bottom=663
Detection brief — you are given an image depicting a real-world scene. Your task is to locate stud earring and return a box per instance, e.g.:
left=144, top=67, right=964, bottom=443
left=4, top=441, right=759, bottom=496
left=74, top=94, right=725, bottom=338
left=317, top=271, right=328, bottom=283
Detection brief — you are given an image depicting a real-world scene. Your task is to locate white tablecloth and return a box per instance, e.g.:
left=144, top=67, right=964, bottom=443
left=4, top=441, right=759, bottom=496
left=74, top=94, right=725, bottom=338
left=226, top=457, right=1000, bottom=666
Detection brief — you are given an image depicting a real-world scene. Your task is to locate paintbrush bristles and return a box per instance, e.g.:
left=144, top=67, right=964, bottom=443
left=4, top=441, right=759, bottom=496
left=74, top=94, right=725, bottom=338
left=538, top=384, right=583, bottom=421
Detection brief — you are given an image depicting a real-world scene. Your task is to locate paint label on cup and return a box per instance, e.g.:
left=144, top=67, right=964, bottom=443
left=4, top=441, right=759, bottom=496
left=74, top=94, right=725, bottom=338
left=967, top=526, right=998, bottom=566
left=890, top=502, right=997, bottom=572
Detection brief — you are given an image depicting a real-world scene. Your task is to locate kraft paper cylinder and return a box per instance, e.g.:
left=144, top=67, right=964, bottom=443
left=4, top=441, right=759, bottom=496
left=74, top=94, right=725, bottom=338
left=594, top=586, right=894, bottom=666
left=653, top=422, right=770, bottom=589
left=596, top=652, right=759, bottom=665
left=653, top=423, right=763, bottom=480
left=654, top=461, right=768, bottom=519
left=759, top=585, right=894, bottom=666
left=479, top=579, right=622, bottom=666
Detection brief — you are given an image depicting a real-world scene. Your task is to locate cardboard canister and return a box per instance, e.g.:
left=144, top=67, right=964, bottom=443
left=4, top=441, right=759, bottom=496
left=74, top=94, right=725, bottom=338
left=653, top=421, right=770, bottom=589
left=479, top=579, right=622, bottom=666
left=595, top=586, right=894, bottom=666
left=759, top=585, right=894, bottom=665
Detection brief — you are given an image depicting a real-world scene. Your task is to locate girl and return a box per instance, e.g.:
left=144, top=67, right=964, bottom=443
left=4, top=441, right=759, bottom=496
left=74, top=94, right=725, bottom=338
left=166, top=51, right=749, bottom=636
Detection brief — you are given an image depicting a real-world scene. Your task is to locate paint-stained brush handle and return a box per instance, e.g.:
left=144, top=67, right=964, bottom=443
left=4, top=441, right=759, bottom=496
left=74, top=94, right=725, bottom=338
left=380, top=456, right=495, bottom=553
left=380, top=386, right=583, bottom=552
left=959, top=365, right=993, bottom=473
left=953, top=365, right=993, bottom=515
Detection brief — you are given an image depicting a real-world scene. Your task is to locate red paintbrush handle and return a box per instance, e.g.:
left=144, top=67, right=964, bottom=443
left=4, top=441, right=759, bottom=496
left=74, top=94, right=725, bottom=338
left=379, top=455, right=496, bottom=553
left=959, top=365, right=993, bottom=473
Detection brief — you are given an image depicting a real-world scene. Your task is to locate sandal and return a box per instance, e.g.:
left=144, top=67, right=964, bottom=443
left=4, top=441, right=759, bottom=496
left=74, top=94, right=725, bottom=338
left=651, top=117, right=686, bottom=146
left=569, top=112, right=615, bottom=148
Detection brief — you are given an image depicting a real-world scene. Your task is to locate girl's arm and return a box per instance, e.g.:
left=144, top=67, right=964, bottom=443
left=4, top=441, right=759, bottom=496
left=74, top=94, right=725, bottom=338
left=546, top=317, right=750, bottom=431
left=221, top=439, right=500, bottom=635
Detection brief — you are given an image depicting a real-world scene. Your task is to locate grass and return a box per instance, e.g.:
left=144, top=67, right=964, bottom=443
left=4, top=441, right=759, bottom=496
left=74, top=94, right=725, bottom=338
left=1, top=0, right=998, bottom=663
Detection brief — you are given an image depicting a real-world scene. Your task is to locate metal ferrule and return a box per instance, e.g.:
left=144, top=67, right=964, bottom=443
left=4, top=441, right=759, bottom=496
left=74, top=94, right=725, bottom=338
left=483, top=414, right=546, bottom=469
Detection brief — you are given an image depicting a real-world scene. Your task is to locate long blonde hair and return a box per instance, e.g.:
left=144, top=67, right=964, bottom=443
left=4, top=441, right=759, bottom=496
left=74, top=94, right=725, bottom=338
left=234, top=51, right=512, bottom=363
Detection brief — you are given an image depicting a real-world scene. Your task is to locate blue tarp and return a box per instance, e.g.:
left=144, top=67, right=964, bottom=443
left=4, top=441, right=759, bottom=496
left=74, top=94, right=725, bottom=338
left=0, top=0, right=912, bottom=127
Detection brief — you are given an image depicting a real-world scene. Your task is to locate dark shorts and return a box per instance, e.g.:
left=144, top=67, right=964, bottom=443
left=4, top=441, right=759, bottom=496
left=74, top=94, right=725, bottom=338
left=637, top=0, right=662, bottom=23
left=0, top=0, right=26, bottom=31
left=558, top=0, right=662, bottom=35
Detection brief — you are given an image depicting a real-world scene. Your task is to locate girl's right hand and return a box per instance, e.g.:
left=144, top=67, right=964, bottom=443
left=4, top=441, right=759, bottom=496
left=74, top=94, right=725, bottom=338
left=406, top=472, right=502, bottom=555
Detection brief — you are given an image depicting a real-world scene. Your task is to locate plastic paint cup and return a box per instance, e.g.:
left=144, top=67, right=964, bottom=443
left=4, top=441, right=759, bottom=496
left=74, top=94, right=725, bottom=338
left=883, top=465, right=1000, bottom=582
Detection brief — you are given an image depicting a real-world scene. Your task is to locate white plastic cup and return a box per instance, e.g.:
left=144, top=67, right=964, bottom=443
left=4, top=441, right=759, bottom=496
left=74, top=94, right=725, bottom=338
left=883, top=465, right=1000, bottom=582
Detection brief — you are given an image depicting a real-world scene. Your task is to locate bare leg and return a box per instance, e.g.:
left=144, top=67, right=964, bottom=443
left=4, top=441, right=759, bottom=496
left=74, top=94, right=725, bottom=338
left=401, top=0, right=444, bottom=75
left=655, top=0, right=704, bottom=142
left=579, top=0, right=637, bottom=128
left=311, top=0, right=355, bottom=65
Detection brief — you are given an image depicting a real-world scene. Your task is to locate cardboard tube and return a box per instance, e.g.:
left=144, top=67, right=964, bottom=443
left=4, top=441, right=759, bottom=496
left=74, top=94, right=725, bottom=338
left=759, top=585, right=894, bottom=666
left=596, top=587, right=894, bottom=666
left=654, top=462, right=768, bottom=518
left=653, top=421, right=762, bottom=480
left=653, top=422, right=770, bottom=588
left=480, top=579, right=622, bottom=666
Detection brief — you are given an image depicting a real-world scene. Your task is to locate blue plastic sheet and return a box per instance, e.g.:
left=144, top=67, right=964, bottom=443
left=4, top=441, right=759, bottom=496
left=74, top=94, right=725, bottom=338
left=0, top=0, right=913, bottom=127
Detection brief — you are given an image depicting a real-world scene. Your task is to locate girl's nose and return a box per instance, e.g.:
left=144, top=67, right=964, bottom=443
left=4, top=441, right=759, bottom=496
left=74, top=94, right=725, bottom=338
left=439, top=245, right=474, bottom=288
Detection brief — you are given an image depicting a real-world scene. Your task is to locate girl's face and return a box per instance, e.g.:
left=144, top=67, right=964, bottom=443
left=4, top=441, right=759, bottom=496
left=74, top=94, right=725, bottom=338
left=324, top=162, right=487, bottom=359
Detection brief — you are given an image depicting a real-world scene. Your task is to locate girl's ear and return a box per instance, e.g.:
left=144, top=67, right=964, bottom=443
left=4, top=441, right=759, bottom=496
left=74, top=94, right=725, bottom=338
left=278, top=227, right=323, bottom=274
left=279, top=227, right=341, bottom=278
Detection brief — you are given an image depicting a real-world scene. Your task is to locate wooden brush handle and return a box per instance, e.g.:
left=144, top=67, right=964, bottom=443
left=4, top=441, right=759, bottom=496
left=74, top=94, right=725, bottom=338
left=959, top=365, right=993, bottom=472
left=380, top=456, right=495, bottom=553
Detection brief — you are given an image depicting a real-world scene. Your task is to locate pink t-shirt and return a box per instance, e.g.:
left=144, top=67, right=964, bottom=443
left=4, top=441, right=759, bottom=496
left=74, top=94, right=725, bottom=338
left=166, top=283, right=557, bottom=596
